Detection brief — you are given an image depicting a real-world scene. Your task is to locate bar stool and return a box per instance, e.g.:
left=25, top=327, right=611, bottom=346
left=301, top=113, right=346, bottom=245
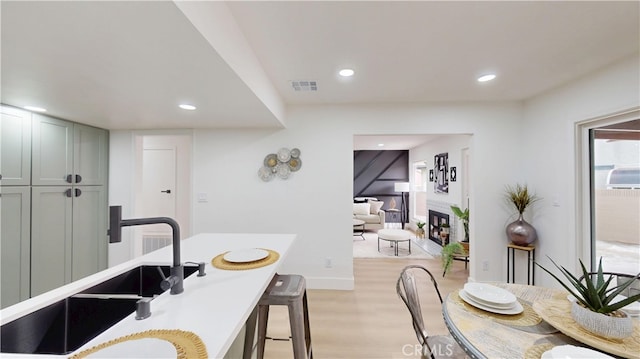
left=256, top=274, right=313, bottom=359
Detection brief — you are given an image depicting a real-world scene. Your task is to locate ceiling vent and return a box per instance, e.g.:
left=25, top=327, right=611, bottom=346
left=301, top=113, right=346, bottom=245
left=290, top=81, right=317, bottom=92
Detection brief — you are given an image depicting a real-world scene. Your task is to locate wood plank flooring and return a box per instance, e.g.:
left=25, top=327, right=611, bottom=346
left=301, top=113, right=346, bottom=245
left=263, top=257, right=468, bottom=359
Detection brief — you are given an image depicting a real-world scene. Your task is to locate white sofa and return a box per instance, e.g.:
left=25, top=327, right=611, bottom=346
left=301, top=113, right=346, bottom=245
left=353, top=199, right=386, bottom=231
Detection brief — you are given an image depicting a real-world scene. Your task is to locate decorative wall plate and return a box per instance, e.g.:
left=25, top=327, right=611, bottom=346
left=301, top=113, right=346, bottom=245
left=288, top=158, right=302, bottom=171
left=277, top=148, right=291, bottom=162
left=258, top=166, right=274, bottom=181
left=263, top=154, right=278, bottom=168
left=276, top=163, right=290, bottom=179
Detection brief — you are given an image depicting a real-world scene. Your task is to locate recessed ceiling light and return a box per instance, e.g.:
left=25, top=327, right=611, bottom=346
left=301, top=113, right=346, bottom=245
left=378, top=143, right=385, bottom=147
left=23, top=105, right=47, bottom=112
left=477, top=74, right=496, bottom=82
left=179, top=104, right=196, bottom=110
left=339, top=68, right=355, bottom=77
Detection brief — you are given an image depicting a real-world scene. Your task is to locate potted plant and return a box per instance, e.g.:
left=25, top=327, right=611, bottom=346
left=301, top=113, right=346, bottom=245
left=504, top=183, right=540, bottom=246
left=536, top=257, right=640, bottom=339
left=441, top=242, right=466, bottom=277
left=415, top=221, right=426, bottom=238
left=450, top=205, right=469, bottom=242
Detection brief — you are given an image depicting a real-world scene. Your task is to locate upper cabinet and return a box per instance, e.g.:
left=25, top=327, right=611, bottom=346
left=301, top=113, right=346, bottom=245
left=1, top=106, right=32, bottom=186
left=74, top=124, right=108, bottom=186
left=31, top=114, right=108, bottom=186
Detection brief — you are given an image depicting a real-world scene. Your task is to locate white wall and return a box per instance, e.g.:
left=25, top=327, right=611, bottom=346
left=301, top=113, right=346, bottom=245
left=108, top=55, right=639, bottom=289
left=187, top=103, right=522, bottom=287
left=521, top=54, right=640, bottom=288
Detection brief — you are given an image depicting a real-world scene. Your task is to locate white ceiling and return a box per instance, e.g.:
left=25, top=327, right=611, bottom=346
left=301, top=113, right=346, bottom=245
left=2, top=1, right=639, bottom=131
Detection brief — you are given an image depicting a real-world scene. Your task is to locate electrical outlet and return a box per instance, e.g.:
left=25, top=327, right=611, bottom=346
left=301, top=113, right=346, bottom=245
left=482, top=260, right=489, bottom=271
left=325, top=257, right=333, bottom=268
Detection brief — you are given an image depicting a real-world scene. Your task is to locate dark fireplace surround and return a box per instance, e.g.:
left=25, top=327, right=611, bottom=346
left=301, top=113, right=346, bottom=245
left=428, top=210, right=450, bottom=246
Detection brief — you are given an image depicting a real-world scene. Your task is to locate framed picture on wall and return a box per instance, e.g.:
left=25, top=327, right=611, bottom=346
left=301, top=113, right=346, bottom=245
left=429, top=169, right=434, bottom=182
left=434, top=152, right=449, bottom=193
left=450, top=167, right=457, bottom=182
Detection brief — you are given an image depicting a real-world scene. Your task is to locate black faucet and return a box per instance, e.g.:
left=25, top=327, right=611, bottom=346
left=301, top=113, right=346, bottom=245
left=108, top=206, right=184, bottom=295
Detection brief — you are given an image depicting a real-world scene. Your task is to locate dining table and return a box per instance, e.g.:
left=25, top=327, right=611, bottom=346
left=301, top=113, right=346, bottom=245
left=442, top=282, right=640, bottom=359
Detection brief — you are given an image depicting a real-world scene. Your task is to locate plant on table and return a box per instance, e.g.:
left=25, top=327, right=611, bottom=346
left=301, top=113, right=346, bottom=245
left=536, top=257, right=640, bottom=314
left=504, top=183, right=540, bottom=246
left=535, top=256, right=640, bottom=338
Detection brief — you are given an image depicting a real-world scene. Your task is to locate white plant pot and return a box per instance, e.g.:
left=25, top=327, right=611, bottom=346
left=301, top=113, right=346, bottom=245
left=571, top=301, right=633, bottom=339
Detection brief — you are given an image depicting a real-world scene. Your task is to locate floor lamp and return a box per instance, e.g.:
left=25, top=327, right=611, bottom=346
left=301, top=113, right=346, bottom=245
left=394, top=182, right=410, bottom=229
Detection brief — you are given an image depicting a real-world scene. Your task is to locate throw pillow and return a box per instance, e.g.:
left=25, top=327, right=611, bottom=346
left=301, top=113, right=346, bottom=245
left=369, top=201, right=384, bottom=214
left=353, top=203, right=371, bottom=216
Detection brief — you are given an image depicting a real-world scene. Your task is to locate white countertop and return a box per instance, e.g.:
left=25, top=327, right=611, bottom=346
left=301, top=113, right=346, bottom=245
left=0, top=232, right=297, bottom=358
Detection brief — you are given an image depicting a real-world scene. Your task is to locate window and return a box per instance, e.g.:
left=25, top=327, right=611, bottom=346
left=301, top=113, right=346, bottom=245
left=413, top=161, right=427, bottom=222
left=591, top=128, right=640, bottom=275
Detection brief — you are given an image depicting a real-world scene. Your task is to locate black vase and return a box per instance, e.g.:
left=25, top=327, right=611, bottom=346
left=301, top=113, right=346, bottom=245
left=506, top=213, right=537, bottom=246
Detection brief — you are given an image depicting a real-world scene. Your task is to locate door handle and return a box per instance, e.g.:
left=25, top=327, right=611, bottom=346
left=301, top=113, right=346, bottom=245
left=75, top=188, right=82, bottom=197
left=65, top=188, right=73, bottom=197
left=66, top=174, right=73, bottom=183
left=75, top=174, right=82, bottom=183
left=161, top=189, right=171, bottom=194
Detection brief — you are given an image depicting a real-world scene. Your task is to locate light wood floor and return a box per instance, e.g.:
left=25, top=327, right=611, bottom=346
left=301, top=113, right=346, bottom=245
left=264, top=257, right=468, bottom=359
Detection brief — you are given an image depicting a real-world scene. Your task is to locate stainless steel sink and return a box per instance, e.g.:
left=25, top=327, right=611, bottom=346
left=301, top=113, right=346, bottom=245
left=1, top=264, right=199, bottom=355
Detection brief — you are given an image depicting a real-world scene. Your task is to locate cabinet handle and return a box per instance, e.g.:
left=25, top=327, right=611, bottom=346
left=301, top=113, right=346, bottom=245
left=161, top=189, right=171, bottom=194
left=66, top=174, right=73, bottom=183
left=75, top=174, right=82, bottom=183
left=65, top=188, right=73, bottom=197
left=75, top=188, right=82, bottom=197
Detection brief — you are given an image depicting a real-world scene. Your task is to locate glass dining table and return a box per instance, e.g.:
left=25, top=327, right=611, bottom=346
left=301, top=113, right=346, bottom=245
left=442, top=283, right=640, bottom=359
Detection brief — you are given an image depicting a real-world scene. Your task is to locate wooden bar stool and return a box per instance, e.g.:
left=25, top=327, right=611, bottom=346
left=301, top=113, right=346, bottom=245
left=256, top=274, right=313, bottom=359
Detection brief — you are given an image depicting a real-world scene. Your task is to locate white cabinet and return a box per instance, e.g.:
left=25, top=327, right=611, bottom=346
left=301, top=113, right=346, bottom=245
left=1, top=106, right=31, bottom=185
left=0, top=187, right=31, bottom=308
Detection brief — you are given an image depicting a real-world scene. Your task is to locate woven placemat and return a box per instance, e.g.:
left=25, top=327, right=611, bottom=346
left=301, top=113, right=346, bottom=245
left=524, top=343, right=555, bottom=359
left=69, top=329, right=207, bottom=359
left=453, top=290, right=542, bottom=326
left=211, top=249, right=280, bottom=270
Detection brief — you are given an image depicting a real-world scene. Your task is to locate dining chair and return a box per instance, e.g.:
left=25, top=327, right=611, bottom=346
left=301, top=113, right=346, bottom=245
left=578, top=271, right=640, bottom=299
left=396, top=265, right=467, bottom=359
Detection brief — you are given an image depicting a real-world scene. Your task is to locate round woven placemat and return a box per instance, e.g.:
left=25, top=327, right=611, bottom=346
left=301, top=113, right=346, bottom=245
left=524, top=343, right=555, bottom=359
left=211, top=249, right=279, bottom=270
left=69, top=329, right=207, bottom=359
left=453, top=290, right=542, bottom=326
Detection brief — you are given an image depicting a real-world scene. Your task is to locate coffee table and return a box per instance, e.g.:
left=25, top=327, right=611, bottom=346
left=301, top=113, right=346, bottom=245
left=377, top=229, right=412, bottom=256
left=352, top=219, right=365, bottom=240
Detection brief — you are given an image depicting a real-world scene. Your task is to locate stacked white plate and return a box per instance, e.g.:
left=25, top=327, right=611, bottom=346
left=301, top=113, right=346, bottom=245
left=541, top=345, right=614, bottom=359
left=459, top=283, right=524, bottom=315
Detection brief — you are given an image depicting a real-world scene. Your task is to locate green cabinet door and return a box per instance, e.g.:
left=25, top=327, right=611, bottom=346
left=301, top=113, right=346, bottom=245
left=30, top=186, right=73, bottom=296
left=1, top=106, right=31, bottom=186
left=31, top=114, right=74, bottom=186
left=72, top=185, right=107, bottom=281
left=0, top=187, right=31, bottom=308
left=73, top=124, right=108, bottom=186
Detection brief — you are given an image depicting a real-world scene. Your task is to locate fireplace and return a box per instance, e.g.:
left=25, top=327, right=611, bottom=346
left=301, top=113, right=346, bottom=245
left=429, top=210, right=450, bottom=246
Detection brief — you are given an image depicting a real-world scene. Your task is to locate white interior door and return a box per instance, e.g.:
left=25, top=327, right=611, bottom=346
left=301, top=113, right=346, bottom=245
left=141, top=147, right=176, bottom=233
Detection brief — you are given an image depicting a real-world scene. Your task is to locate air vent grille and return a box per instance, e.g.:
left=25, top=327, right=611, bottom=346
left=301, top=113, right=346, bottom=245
left=291, top=81, right=317, bottom=92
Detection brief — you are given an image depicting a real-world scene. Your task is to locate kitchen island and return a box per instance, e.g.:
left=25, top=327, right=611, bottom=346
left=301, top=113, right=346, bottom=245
left=0, top=232, right=297, bottom=358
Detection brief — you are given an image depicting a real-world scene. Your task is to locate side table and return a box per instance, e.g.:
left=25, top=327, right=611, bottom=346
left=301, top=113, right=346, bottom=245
left=507, top=243, right=535, bottom=285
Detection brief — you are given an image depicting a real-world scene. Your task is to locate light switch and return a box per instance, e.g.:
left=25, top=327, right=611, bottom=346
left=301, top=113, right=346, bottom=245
left=197, top=193, right=208, bottom=203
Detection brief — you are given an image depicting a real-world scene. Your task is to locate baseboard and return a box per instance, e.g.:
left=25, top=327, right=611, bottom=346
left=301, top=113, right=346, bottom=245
left=306, top=275, right=354, bottom=290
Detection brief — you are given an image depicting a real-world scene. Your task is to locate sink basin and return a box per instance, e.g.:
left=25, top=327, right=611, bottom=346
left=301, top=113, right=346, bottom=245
left=1, top=264, right=199, bottom=355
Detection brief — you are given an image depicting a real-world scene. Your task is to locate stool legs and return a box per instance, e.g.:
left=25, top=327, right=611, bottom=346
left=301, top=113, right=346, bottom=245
left=243, top=307, right=258, bottom=359
left=288, top=298, right=307, bottom=358
left=256, top=305, right=270, bottom=359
